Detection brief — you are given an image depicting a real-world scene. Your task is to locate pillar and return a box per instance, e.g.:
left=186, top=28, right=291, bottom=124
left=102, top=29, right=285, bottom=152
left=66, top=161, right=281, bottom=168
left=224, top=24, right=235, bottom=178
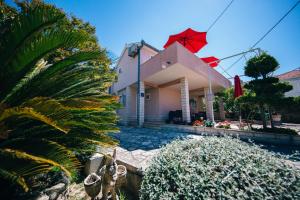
left=204, top=88, right=214, bottom=122
left=218, top=98, right=225, bottom=121
left=180, top=77, right=191, bottom=123
left=137, top=81, right=145, bottom=127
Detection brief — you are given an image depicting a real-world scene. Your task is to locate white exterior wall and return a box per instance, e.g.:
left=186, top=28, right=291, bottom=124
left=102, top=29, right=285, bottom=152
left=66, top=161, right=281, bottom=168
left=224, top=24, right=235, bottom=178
left=116, top=88, right=127, bottom=124
left=112, top=45, right=158, bottom=125
left=283, top=78, right=300, bottom=97
left=158, top=87, right=181, bottom=121
left=144, top=88, right=159, bottom=121
left=111, top=46, right=158, bottom=93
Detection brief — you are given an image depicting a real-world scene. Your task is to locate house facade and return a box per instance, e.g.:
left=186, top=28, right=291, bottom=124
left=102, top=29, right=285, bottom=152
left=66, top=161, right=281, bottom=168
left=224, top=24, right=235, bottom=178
left=110, top=41, right=231, bottom=126
left=277, top=68, right=300, bottom=97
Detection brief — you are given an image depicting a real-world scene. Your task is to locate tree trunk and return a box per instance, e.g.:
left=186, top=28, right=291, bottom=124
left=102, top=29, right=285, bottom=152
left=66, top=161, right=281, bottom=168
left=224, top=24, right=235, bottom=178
left=239, top=104, right=242, bottom=130
left=259, top=104, right=267, bottom=129
left=268, top=107, right=274, bottom=129
left=246, top=110, right=254, bottom=130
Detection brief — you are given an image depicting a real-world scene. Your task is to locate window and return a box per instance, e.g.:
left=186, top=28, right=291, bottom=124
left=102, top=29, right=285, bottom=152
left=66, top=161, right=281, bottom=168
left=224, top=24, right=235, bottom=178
left=145, top=93, right=151, bottom=100
left=122, top=94, right=126, bottom=106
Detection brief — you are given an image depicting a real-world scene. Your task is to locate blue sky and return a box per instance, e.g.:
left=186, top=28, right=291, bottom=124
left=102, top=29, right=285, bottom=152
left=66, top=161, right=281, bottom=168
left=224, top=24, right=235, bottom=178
left=6, top=0, right=300, bottom=81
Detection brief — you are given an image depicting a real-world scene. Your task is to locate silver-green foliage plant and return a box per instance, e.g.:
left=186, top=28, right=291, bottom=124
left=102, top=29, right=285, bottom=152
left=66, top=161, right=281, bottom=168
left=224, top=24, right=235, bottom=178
left=140, top=137, right=300, bottom=200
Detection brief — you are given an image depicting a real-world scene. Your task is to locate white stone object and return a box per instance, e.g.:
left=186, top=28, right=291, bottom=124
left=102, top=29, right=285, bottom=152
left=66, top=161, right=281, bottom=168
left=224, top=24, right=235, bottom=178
left=84, top=153, right=104, bottom=175
left=44, top=183, right=66, bottom=200
left=36, top=194, right=50, bottom=200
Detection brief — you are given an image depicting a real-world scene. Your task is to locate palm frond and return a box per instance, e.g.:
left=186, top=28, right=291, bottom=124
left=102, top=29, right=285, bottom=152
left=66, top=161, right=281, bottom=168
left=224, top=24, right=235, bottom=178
left=48, top=128, right=118, bottom=152
left=0, top=138, right=80, bottom=174
left=5, top=51, right=102, bottom=105
left=0, top=148, right=73, bottom=191
left=0, top=6, right=65, bottom=64
left=1, top=30, right=91, bottom=102
left=0, top=168, right=29, bottom=192
left=0, top=106, right=68, bottom=133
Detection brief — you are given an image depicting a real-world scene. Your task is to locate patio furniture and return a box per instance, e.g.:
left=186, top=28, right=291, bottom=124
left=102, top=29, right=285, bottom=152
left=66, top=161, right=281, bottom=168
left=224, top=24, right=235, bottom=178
left=191, top=112, right=207, bottom=122
left=168, top=110, right=183, bottom=124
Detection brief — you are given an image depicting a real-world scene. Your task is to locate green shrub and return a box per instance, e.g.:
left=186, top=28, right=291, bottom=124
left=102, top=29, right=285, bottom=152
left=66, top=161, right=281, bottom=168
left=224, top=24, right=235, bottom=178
left=140, top=137, right=300, bottom=200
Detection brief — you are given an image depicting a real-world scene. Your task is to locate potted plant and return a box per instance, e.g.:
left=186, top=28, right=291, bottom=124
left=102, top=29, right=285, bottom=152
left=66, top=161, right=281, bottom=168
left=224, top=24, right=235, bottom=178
left=216, top=120, right=231, bottom=129
left=116, top=165, right=127, bottom=188
left=204, top=120, right=214, bottom=127
left=84, top=173, right=102, bottom=200
left=192, top=120, right=204, bottom=126
left=272, top=112, right=282, bottom=124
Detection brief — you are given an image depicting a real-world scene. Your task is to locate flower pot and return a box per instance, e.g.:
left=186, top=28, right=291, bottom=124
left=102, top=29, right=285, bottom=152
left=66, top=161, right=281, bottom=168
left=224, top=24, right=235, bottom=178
left=116, top=165, right=127, bottom=188
left=272, top=114, right=282, bottom=125
left=84, top=173, right=102, bottom=199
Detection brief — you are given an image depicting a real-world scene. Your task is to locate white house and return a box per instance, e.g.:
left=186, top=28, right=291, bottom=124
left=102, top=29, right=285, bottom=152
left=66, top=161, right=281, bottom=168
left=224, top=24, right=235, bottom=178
left=110, top=41, right=231, bottom=126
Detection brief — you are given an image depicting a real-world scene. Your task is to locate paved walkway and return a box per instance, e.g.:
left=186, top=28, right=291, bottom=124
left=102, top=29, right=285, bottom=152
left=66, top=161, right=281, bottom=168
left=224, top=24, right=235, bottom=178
left=109, top=126, right=202, bottom=171
left=111, top=126, right=200, bottom=151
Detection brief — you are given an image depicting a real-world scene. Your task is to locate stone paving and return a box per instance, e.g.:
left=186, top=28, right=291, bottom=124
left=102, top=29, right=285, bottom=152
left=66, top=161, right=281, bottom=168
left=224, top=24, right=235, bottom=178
left=109, top=126, right=202, bottom=171
left=111, top=126, right=199, bottom=151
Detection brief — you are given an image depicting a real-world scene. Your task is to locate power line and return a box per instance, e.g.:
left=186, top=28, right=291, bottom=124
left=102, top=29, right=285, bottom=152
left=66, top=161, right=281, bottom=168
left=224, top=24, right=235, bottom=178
left=223, top=0, right=300, bottom=73
left=208, top=48, right=260, bottom=78
left=218, top=63, right=233, bottom=78
left=113, top=1, right=235, bottom=67
left=207, top=0, right=235, bottom=32
left=250, top=0, right=300, bottom=49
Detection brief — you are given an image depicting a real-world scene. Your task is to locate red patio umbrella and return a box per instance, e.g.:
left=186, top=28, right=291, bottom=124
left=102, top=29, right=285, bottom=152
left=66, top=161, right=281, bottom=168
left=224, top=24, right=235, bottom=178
left=234, top=75, right=243, bottom=98
left=200, top=56, right=220, bottom=67
left=163, top=28, right=207, bottom=53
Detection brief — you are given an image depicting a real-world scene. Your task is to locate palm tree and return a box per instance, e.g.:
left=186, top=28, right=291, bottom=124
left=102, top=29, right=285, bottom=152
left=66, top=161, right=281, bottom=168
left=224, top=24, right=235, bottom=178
left=0, top=2, right=119, bottom=192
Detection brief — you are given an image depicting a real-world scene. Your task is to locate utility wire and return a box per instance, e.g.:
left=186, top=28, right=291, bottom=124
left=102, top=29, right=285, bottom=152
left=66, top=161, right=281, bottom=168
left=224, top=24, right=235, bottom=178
left=113, top=0, right=235, bottom=67
left=218, top=63, right=233, bottom=78
left=207, top=0, right=235, bottom=32
left=223, top=0, right=300, bottom=73
left=205, top=0, right=234, bottom=78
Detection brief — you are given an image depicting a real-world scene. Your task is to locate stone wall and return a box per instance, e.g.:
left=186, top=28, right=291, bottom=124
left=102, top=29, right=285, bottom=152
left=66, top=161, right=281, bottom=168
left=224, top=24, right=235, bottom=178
left=160, top=124, right=300, bottom=146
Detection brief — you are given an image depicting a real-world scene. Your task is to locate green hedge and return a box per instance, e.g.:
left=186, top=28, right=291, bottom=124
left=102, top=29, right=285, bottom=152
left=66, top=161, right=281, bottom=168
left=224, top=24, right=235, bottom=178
left=140, top=137, right=300, bottom=200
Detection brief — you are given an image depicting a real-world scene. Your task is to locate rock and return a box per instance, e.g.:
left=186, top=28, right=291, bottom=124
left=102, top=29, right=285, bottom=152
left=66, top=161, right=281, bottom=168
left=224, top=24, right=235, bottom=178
left=35, top=194, right=49, bottom=200
left=60, top=172, right=70, bottom=185
left=84, top=153, right=104, bottom=175
left=44, top=183, right=66, bottom=200
left=44, top=183, right=66, bottom=193
left=56, top=194, right=66, bottom=200
left=68, top=183, right=89, bottom=200
left=48, top=192, right=58, bottom=200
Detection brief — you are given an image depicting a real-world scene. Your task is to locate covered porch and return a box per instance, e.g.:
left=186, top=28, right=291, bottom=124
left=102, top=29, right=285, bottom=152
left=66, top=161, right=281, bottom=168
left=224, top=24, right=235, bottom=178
left=137, top=42, right=231, bottom=125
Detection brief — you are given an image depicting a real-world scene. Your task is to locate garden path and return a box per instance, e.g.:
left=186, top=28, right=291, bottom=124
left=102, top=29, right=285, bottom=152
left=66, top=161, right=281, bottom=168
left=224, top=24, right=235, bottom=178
left=108, top=126, right=202, bottom=171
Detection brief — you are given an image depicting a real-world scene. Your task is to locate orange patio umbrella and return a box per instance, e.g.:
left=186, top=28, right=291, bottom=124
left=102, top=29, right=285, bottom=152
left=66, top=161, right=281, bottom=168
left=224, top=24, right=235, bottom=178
left=163, top=28, right=207, bottom=53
